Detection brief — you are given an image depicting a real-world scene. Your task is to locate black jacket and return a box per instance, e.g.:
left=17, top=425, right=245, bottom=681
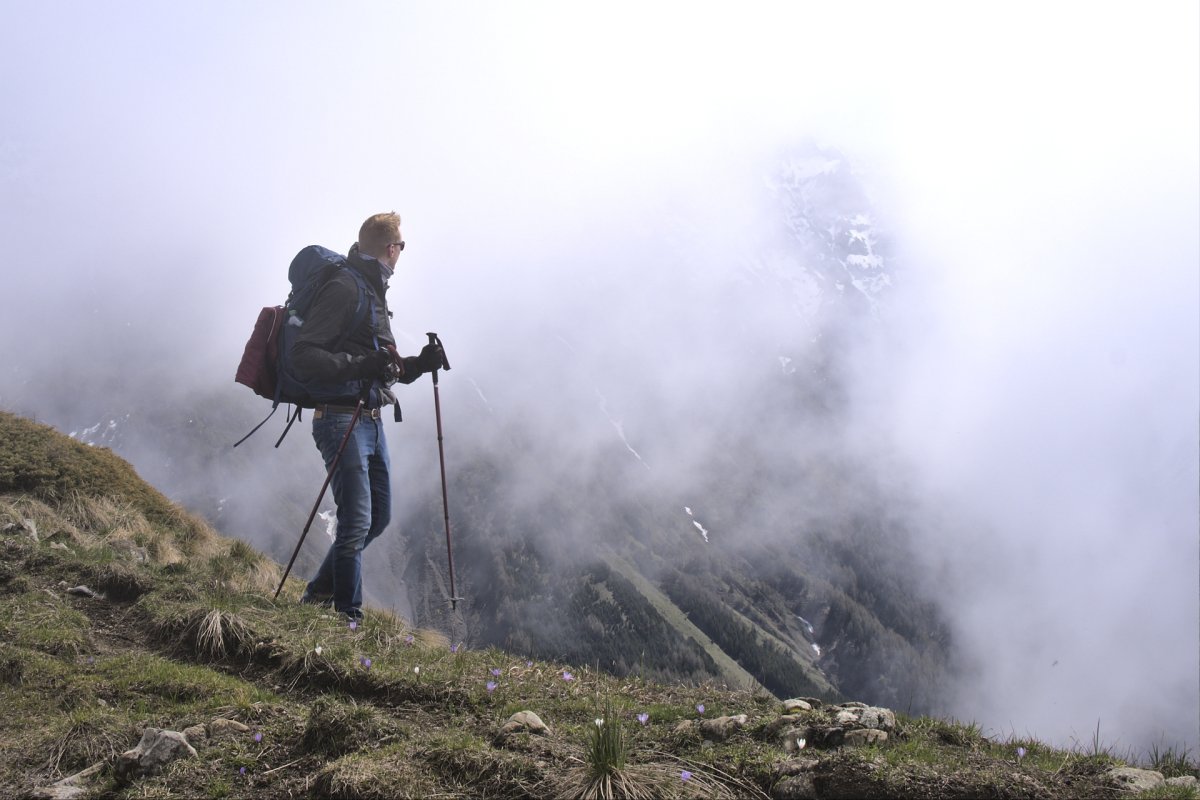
left=291, top=250, right=419, bottom=407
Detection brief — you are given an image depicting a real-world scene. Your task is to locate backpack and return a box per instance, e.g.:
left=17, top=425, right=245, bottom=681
left=233, top=245, right=373, bottom=446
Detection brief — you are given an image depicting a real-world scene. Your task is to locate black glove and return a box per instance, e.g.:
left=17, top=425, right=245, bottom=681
left=357, top=349, right=394, bottom=379
left=416, top=342, right=445, bottom=373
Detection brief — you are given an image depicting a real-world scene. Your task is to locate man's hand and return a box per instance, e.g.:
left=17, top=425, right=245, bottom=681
left=416, top=342, right=445, bottom=373
left=358, top=349, right=395, bottom=380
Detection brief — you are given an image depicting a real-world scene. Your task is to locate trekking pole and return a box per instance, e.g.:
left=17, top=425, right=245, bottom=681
left=273, top=395, right=366, bottom=600
left=427, top=332, right=463, bottom=610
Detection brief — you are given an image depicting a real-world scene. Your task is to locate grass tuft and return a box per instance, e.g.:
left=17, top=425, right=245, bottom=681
left=301, top=695, right=396, bottom=757
left=1149, top=738, right=1199, bottom=779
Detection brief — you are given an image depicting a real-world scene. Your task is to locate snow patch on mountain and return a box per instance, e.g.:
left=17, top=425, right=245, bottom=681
left=684, top=506, right=710, bottom=543
left=69, top=415, right=128, bottom=447
left=597, top=390, right=650, bottom=470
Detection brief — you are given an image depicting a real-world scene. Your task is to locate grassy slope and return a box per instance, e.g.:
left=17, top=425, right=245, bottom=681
left=1, top=410, right=1195, bottom=800
left=599, top=548, right=763, bottom=692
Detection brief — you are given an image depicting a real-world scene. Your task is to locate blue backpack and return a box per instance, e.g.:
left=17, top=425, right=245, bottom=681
left=234, top=245, right=374, bottom=446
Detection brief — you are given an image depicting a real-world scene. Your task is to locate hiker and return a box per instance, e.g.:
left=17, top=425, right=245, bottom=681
left=293, top=211, right=443, bottom=621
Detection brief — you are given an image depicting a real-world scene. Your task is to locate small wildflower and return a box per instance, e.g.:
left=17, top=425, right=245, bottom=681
left=526, top=661, right=533, bottom=668
left=253, top=732, right=262, bottom=743
left=562, top=671, right=574, bottom=681
left=696, top=703, right=705, bottom=715
left=361, top=657, right=372, bottom=669
left=491, top=668, right=502, bottom=677
left=314, top=646, right=323, bottom=655
left=637, top=713, right=649, bottom=725
left=450, top=643, right=459, bottom=653
left=404, top=634, right=414, bottom=645
left=681, top=770, right=692, bottom=782
left=348, top=620, right=357, bottom=631
left=595, top=718, right=604, bottom=727
left=486, top=681, right=498, bottom=693
left=414, top=666, right=421, bottom=675
left=1017, top=746, right=1027, bottom=760
left=239, top=767, right=246, bottom=776
left=797, top=737, right=807, bottom=750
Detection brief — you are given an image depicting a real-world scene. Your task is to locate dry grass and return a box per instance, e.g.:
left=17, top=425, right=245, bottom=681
left=0, top=495, right=83, bottom=546
left=149, top=604, right=257, bottom=661
left=555, top=753, right=769, bottom=800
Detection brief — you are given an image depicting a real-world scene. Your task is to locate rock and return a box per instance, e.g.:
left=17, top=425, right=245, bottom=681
left=1105, top=767, right=1165, bottom=793
left=114, top=728, right=197, bottom=782
left=832, top=704, right=895, bottom=731
left=700, top=714, right=748, bottom=741
left=500, top=711, right=551, bottom=737
left=208, top=718, right=250, bottom=738
left=182, top=724, right=207, bottom=745
left=28, top=762, right=105, bottom=799
left=783, top=698, right=813, bottom=713
left=673, top=719, right=697, bottom=735
left=834, top=709, right=858, bottom=726
left=773, top=773, right=818, bottom=800
left=3, top=519, right=38, bottom=541
left=858, top=706, right=896, bottom=731
left=843, top=728, right=888, bottom=747
left=65, top=586, right=96, bottom=598
left=1167, top=776, right=1199, bottom=789
left=774, top=757, right=819, bottom=778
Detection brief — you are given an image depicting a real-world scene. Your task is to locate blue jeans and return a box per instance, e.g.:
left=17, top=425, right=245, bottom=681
left=303, top=411, right=390, bottom=620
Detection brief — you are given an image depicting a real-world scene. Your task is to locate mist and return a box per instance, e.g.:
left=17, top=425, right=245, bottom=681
left=2, top=2, right=1196, bottom=755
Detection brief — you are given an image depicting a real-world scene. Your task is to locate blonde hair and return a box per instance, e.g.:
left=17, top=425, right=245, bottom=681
left=358, top=212, right=402, bottom=257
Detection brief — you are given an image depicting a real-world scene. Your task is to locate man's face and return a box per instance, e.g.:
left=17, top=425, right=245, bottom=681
left=383, top=229, right=405, bottom=272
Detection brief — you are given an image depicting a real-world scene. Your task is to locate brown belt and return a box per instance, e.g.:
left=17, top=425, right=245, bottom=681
left=312, top=405, right=382, bottom=420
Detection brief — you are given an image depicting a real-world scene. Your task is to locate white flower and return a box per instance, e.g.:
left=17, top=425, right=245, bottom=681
left=314, top=646, right=323, bottom=655
left=594, top=718, right=604, bottom=727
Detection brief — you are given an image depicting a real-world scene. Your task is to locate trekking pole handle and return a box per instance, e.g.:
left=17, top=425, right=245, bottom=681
left=426, top=332, right=451, bottom=372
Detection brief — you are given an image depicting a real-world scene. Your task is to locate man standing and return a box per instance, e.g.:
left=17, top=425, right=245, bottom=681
left=291, top=211, right=443, bottom=622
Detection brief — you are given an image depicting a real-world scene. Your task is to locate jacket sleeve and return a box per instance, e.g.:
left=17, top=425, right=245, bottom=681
left=290, top=277, right=372, bottom=383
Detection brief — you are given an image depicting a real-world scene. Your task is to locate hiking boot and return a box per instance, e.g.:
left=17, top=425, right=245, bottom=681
left=300, top=591, right=333, bottom=608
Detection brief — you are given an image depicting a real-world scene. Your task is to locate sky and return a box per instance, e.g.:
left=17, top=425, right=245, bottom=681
left=2, top=1, right=1197, bottom=755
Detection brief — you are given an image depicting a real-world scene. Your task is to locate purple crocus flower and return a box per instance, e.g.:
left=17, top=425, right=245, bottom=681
left=348, top=620, right=357, bottom=631
left=562, top=671, right=574, bottom=681
left=681, top=770, right=692, bottom=782
left=450, top=643, right=459, bottom=653
left=637, top=713, right=649, bottom=725
left=361, top=657, right=372, bottom=669
left=696, top=703, right=705, bottom=715
left=491, top=668, right=502, bottom=677
left=253, top=732, right=262, bottom=743
left=486, top=681, right=497, bottom=692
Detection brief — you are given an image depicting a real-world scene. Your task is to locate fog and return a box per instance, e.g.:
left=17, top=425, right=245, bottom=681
left=2, top=2, right=1196, bottom=754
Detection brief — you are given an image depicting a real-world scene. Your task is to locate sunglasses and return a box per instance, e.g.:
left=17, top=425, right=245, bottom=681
left=390, top=241, right=405, bottom=251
